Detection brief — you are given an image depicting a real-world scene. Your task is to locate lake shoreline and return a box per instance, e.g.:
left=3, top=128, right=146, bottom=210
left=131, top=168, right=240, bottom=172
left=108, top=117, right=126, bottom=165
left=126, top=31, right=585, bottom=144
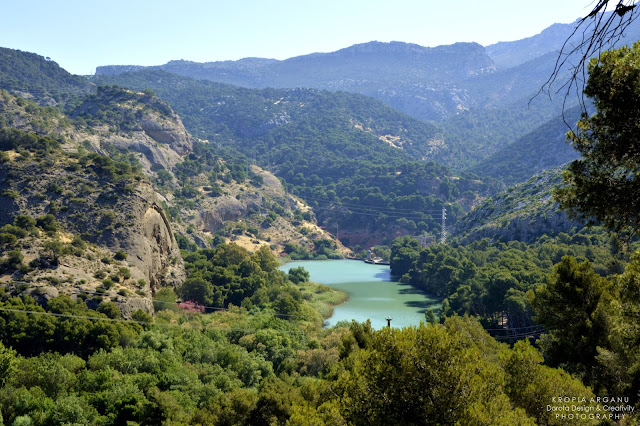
left=317, top=284, right=349, bottom=321
left=280, top=259, right=441, bottom=330
left=281, top=260, right=350, bottom=322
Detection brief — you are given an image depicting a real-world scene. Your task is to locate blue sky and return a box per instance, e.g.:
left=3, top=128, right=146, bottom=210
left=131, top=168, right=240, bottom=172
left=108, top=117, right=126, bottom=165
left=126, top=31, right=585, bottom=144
left=0, top=0, right=600, bottom=75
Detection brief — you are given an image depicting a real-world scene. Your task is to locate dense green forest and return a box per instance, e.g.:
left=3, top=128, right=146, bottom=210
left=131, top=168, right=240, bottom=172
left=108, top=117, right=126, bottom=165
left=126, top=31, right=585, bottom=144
left=0, top=286, right=606, bottom=425
left=390, top=228, right=623, bottom=332
left=0, top=47, right=93, bottom=104
left=1, top=210, right=609, bottom=424
left=391, top=231, right=640, bottom=404
left=466, top=107, right=582, bottom=185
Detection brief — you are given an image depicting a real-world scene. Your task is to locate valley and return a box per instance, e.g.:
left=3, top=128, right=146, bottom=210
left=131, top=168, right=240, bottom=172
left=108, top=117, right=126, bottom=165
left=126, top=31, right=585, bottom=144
left=1, top=4, right=640, bottom=423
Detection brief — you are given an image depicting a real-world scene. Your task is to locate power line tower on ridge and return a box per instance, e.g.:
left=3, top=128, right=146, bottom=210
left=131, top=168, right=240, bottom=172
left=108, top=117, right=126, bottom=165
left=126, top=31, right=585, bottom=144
left=440, top=207, right=447, bottom=244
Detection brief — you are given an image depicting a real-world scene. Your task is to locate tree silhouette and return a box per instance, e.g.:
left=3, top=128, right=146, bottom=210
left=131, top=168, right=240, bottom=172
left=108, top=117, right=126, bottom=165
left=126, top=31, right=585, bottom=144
left=540, top=0, right=638, bottom=115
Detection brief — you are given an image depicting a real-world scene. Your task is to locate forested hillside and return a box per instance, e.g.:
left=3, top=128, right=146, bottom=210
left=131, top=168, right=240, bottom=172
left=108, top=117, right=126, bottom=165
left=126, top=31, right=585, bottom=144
left=94, top=48, right=570, bottom=180
left=0, top=47, right=93, bottom=105
left=93, top=14, right=640, bottom=187
left=452, top=168, right=582, bottom=243
left=391, top=227, right=620, bottom=330
left=467, top=108, right=582, bottom=184
left=93, top=70, right=500, bottom=247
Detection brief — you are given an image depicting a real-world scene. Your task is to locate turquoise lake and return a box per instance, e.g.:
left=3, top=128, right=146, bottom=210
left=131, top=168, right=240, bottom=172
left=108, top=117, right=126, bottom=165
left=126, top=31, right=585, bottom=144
left=280, top=259, right=441, bottom=330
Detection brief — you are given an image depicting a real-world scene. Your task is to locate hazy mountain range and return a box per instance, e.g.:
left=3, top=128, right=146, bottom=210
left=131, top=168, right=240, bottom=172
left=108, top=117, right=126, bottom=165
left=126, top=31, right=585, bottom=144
left=96, top=12, right=640, bottom=123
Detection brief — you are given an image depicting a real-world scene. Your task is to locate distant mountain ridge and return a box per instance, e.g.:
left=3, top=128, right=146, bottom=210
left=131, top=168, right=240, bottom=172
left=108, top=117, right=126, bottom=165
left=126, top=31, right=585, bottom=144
left=486, top=23, right=577, bottom=69
left=97, top=41, right=495, bottom=83
left=97, top=41, right=496, bottom=121
left=96, top=13, right=640, bottom=125
left=485, top=12, right=640, bottom=70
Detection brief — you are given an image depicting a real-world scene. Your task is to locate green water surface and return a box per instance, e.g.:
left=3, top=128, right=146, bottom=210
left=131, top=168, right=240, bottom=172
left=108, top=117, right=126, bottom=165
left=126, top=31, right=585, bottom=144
left=280, top=259, right=441, bottom=329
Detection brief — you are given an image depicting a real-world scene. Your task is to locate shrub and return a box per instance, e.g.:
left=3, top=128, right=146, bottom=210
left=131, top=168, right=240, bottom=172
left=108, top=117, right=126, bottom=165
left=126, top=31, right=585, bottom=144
left=1, top=189, right=19, bottom=199
left=14, top=215, right=36, bottom=230
left=97, top=301, right=121, bottom=319
left=101, top=211, right=116, bottom=225
left=0, top=233, right=17, bottom=246
left=36, top=214, right=58, bottom=234
left=132, top=309, right=153, bottom=323
left=6, top=249, right=23, bottom=266
left=71, top=235, right=86, bottom=249
left=118, top=267, right=131, bottom=280
left=43, top=240, right=71, bottom=258
left=288, top=266, right=310, bottom=284
left=178, top=300, right=205, bottom=313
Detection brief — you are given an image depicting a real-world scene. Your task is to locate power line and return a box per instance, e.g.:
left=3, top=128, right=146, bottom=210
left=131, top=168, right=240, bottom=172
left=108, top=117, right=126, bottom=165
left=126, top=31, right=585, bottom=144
left=9, top=279, right=307, bottom=320
left=0, top=306, right=308, bottom=336
left=441, top=207, right=447, bottom=244
left=0, top=306, right=156, bottom=326
left=311, top=207, right=436, bottom=220
left=304, top=201, right=446, bottom=220
left=312, top=205, right=443, bottom=215
left=296, top=195, right=446, bottom=213
left=0, top=306, right=544, bottom=341
left=483, top=324, right=545, bottom=332
left=42, top=287, right=306, bottom=320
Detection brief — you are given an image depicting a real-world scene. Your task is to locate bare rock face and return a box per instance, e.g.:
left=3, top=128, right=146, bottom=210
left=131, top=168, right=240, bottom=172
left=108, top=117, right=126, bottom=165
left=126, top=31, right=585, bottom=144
left=140, top=115, right=192, bottom=156
left=0, top=89, right=187, bottom=314
left=28, top=286, right=59, bottom=304
left=199, top=196, right=256, bottom=232
left=70, top=87, right=193, bottom=174
left=104, top=134, right=185, bottom=174
left=96, top=109, right=193, bottom=175
left=117, top=182, right=185, bottom=290
left=197, top=166, right=293, bottom=233
left=458, top=209, right=581, bottom=244
left=117, top=297, right=154, bottom=319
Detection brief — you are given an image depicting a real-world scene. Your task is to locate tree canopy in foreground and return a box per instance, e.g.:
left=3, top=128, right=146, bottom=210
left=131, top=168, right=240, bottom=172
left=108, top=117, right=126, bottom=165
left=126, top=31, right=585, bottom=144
left=556, top=41, right=640, bottom=240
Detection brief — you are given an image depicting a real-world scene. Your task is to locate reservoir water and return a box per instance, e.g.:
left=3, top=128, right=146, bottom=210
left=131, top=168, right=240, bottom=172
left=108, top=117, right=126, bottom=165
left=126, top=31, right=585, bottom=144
left=280, top=259, right=441, bottom=329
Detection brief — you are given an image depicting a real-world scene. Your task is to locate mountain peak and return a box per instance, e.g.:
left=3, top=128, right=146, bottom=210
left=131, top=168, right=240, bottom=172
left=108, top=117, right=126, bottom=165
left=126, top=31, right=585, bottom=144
left=331, top=40, right=485, bottom=57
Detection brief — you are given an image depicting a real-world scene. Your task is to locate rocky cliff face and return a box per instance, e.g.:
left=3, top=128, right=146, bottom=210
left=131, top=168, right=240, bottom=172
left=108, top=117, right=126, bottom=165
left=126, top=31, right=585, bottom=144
left=0, top=150, right=185, bottom=291
left=105, top=182, right=185, bottom=289
left=0, top=90, right=187, bottom=314
left=177, top=164, right=342, bottom=256
left=69, top=86, right=193, bottom=174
